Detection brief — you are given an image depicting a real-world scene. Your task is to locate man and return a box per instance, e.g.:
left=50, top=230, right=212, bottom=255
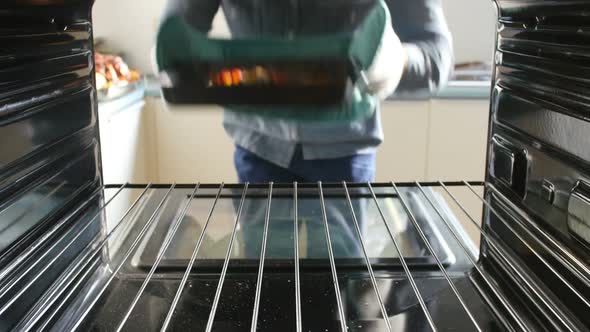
left=163, top=0, right=452, bottom=183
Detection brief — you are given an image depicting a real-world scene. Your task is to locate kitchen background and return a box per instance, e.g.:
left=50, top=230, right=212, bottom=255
left=92, top=0, right=496, bottom=184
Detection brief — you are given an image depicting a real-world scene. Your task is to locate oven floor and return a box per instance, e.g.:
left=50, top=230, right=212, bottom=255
left=77, top=271, right=503, bottom=331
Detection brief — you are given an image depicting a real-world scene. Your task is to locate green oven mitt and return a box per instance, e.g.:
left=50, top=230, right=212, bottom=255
left=156, top=0, right=390, bottom=123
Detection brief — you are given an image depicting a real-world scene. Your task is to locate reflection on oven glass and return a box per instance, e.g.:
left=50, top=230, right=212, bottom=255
left=131, top=185, right=453, bottom=270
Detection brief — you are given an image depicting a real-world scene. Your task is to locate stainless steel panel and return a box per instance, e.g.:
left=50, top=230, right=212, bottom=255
left=568, top=181, right=590, bottom=246
left=0, top=1, right=101, bottom=329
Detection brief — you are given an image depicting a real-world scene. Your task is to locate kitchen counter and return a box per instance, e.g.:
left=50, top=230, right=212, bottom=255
left=433, top=80, right=491, bottom=99
left=97, top=81, right=154, bottom=185
left=98, top=82, right=146, bottom=118
left=391, top=80, right=491, bottom=100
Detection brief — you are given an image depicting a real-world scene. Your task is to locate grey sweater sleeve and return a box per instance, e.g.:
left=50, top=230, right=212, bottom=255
left=163, top=0, right=221, bottom=32
left=387, top=0, right=454, bottom=94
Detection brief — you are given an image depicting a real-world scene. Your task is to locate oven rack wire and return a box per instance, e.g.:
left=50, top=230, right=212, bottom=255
left=4, top=181, right=588, bottom=331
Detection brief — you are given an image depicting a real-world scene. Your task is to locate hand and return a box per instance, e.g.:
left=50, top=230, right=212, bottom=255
left=365, top=14, right=407, bottom=99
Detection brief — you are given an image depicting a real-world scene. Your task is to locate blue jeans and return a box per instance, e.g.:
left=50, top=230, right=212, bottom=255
left=233, top=145, right=372, bottom=258
left=234, top=145, right=376, bottom=183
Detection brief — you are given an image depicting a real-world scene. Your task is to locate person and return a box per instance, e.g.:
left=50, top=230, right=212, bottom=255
left=157, top=16, right=451, bottom=332
left=162, top=0, right=453, bottom=184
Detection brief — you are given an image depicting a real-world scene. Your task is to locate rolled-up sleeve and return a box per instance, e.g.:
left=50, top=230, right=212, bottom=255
left=163, top=0, right=221, bottom=32
left=387, top=0, right=454, bottom=94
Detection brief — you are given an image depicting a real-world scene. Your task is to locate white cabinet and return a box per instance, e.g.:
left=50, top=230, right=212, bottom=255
left=377, top=99, right=490, bottom=182
left=99, top=95, right=156, bottom=233
left=98, top=96, right=154, bottom=184
left=376, top=101, right=430, bottom=182
left=426, top=100, right=489, bottom=181
left=145, top=98, right=236, bottom=183
left=112, top=96, right=490, bottom=183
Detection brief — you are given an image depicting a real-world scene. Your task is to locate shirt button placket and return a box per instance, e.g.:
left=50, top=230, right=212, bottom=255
left=290, top=0, right=299, bottom=143
left=289, top=0, right=297, bottom=39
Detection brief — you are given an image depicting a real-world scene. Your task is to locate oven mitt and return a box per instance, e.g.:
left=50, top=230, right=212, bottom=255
left=156, top=0, right=396, bottom=123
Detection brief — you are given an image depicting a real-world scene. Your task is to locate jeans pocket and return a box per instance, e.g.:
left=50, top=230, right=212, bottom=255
left=350, top=154, right=376, bottom=182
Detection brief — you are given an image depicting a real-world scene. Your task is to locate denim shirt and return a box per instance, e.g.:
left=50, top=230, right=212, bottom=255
left=164, top=0, right=453, bottom=168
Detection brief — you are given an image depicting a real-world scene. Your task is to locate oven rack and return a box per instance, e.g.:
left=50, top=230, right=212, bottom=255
left=4, top=181, right=587, bottom=331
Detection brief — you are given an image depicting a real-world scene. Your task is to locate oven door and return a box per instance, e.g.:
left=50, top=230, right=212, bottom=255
left=0, top=1, right=101, bottom=330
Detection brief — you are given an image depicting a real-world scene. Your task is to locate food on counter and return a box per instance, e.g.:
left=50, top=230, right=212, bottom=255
left=95, top=52, right=141, bottom=91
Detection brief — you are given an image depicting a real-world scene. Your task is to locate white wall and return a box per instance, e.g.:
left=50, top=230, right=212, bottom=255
left=92, top=1, right=229, bottom=73
left=92, top=0, right=164, bottom=73
left=93, top=0, right=496, bottom=73
left=442, top=0, right=497, bottom=64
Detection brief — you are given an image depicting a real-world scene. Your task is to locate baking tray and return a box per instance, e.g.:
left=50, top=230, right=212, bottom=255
left=160, top=60, right=354, bottom=106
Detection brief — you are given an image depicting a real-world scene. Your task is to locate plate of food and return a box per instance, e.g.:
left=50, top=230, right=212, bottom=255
left=95, top=51, right=142, bottom=102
